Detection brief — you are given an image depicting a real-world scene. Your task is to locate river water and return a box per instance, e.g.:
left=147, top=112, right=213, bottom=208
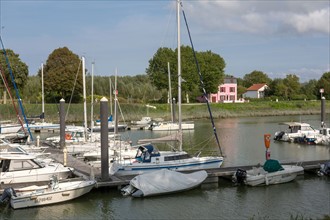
left=1, top=115, right=329, bottom=219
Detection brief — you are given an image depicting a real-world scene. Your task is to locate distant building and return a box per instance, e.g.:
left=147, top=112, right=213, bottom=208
left=243, top=83, right=269, bottom=99
left=209, top=77, right=241, bottom=103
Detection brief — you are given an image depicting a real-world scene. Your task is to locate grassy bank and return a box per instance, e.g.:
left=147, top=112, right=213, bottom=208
left=0, top=100, right=327, bottom=123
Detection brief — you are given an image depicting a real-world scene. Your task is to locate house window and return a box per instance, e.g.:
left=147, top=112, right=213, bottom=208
left=220, top=87, right=226, bottom=92
left=220, top=95, right=226, bottom=101
left=230, top=95, right=235, bottom=100
left=230, top=87, right=235, bottom=92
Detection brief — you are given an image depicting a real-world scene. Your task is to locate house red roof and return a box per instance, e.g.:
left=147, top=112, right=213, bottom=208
left=246, top=83, right=267, bottom=91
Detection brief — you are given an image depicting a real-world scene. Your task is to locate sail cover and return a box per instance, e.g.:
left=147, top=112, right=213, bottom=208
left=129, top=169, right=207, bottom=197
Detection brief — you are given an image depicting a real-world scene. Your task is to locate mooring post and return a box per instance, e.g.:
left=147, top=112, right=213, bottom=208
left=59, top=98, right=67, bottom=166
left=321, top=96, right=326, bottom=128
left=100, top=97, right=109, bottom=180
left=36, top=135, right=40, bottom=147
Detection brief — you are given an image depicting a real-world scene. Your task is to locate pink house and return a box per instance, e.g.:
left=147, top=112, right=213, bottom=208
left=209, top=77, right=238, bottom=103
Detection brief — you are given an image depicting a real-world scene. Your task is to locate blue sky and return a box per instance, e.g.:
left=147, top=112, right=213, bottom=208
left=0, top=0, right=329, bottom=82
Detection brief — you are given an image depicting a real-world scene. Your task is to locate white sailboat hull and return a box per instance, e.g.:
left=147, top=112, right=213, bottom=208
left=151, top=122, right=194, bottom=131
left=110, top=156, right=223, bottom=176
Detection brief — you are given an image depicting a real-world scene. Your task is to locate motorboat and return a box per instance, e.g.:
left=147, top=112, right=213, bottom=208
left=232, top=159, right=304, bottom=186
left=121, top=169, right=207, bottom=197
left=1, top=176, right=95, bottom=209
left=273, top=122, right=319, bottom=143
left=0, top=153, right=73, bottom=184
left=109, top=144, right=223, bottom=176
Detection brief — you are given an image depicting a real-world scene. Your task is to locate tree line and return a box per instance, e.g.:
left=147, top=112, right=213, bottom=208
left=0, top=46, right=329, bottom=104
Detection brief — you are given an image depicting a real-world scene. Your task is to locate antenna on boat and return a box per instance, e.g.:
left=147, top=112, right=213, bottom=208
left=179, top=1, right=224, bottom=156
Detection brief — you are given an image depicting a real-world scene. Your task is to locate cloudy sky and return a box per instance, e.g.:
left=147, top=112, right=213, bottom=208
left=0, top=0, right=329, bottom=82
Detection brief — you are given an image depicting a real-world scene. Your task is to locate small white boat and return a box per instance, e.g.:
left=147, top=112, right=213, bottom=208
left=274, top=122, right=319, bottom=143
left=1, top=176, right=95, bottom=209
left=233, top=159, right=304, bottom=186
left=121, top=169, right=207, bottom=197
left=150, top=121, right=194, bottom=131
left=131, top=117, right=152, bottom=126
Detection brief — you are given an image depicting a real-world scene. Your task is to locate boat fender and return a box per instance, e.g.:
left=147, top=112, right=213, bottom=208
left=265, top=176, right=269, bottom=185
left=65, top=133, right=72, bottom=140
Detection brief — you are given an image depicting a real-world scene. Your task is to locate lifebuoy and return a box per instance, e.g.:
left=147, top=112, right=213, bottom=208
left=65, top=133, right=72, bottom=140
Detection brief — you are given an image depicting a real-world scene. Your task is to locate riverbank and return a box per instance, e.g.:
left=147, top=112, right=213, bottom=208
left=0, top=100, right=327, bottom=123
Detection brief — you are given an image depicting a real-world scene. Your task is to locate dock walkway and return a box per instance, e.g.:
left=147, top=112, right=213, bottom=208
left=45, top=147, right=328, bottom=189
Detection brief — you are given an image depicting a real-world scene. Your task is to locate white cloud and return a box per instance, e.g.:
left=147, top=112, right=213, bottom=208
left=287, top=8, right=330, bottom=34
left=184, top=1, right=330, bottom=35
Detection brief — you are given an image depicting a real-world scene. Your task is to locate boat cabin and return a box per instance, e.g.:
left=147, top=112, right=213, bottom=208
left=280, top=122, right=316, bottom=133
left=0, top=155, right=43, bottom=173
left=135, top=145, right=160, bottom=163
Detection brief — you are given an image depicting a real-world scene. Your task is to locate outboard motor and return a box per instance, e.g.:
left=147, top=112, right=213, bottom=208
left=232, top=168, right=247, bottom=185
left=0, top=187, right=16, bottom=203
left=318, top=162, right=330, bottom=176
left=274, top=131, right=285, bottom=141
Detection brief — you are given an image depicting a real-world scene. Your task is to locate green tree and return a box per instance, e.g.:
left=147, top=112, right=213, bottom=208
left=146, top=46, right=225, bottom=102
left=21, top=75, right=41, bottom=103
left=0, top=49, right=29, bottom=92
left=283, top=74, right=301, bottom=100
left=316, top=72, right=330, bottom=100
left=40, top=47, right=83, bottom=103
left=243, top=70, right=271, bottom=88
left=300, top=79, right=317, bottom=100
left=269, top=78, right=288, bottom=99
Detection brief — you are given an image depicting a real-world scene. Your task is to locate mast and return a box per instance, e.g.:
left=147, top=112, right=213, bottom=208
left=177, top=0, right=182, bottom=152
left=90, top=61, right=94, bottom=141
left=167, top=62, right=173, bottom=123
left=109, top=77, right=113, bottom=116
left=114, top=69, right=118, bottom=134
left=41, top=63, right=44, bottom=123
left=82, top=56, right=88, bottom=142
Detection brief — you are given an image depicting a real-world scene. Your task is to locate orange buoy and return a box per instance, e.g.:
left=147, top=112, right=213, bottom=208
left=65, top=133, right=72, bottom=140
left=264, top=133, right=271, bottom=149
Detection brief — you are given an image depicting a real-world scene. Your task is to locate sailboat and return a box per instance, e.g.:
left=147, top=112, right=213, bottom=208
left=150, top=62, right=194, bottom=131
left=25, top=63, right=60, bottom=132
left=109, top=0, right=223, bottom=176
